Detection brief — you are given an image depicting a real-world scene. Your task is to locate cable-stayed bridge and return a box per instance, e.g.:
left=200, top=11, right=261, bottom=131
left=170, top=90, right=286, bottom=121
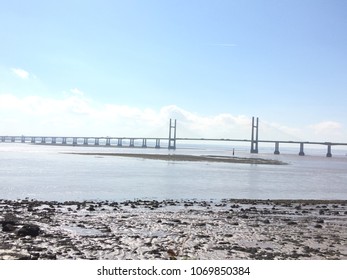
left=1, top=117, right=347, bottom=157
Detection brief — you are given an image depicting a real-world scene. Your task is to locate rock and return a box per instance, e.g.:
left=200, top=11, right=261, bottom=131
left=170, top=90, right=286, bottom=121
left=87, top=205, right=96, bottom=211
left=2, top=213, right=18, bottom=225
left=232, top=245, right=258, bottom=254
left=2, top=223, right=16, bottom=232
left=30, top=253, right=40, bottom=260
left=148, top=248, right=161, bottom=255
left=167, top=249, right=178, bottom=258
left=40, top=253, right=57, bottom=260
left=17, top=224, right=40, bottom=237
left=0, top=251, right=31, bottom=260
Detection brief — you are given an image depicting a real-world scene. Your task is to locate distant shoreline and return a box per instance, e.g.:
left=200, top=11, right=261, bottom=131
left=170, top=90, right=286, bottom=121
left=63, top=152, right=286, bottom=165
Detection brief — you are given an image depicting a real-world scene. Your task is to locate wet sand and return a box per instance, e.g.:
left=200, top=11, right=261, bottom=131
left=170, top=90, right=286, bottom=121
left=1, top=199, right=346, bottom=260
left=63, top=152, right=286, bottom=165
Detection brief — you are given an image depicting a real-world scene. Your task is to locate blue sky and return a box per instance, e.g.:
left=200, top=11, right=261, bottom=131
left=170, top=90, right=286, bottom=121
left=0, top=0, right=347, bottom=141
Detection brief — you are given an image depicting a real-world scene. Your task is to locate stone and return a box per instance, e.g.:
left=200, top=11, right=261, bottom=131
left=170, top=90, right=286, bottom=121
left=87, top=205, right=96, bottom=211
left=17, top=224, right=40, bottom=237
left=3, top=213, right=18, bottom=225
left=2, top=223, right=16, bottom=232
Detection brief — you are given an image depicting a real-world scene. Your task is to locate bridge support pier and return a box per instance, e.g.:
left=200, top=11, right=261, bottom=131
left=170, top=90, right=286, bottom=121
left=95, top=138, right=99, bottom=145
left=21, top=136, right=25, bottom=143
left=130, top=139, right=135, bottom=147
left=11, top=137, right=15, bottom=143
left=31, top=137, right=35, bottom=143
left=250, top=117, right=259, bottom=153
left=83, top=138, right=88, bottom=145
left=42, top=137, right=46, bottom=144
left=52, top=138, right=56, bottom=144
left=106, top=138, right=111, bottom=146
left=155, top=139, right=160, bottom=149
left=73, top=138, right=77, bottom=145
left=142, top=139, right=147, bottom=148
left=168, top=119, right=177, bottom=150
left=326, top=144, right=332, bottom=157
left=62, top=138, right=67, bottom=145
left=274, top=142, right=280, bottom=155
left=117, top=139, right=122, bottom=147
left=299, top=143, right=305, bottom=156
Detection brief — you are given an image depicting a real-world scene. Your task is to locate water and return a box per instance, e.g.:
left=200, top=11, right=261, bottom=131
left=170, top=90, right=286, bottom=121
left=0, top=143, right=346, bottom=201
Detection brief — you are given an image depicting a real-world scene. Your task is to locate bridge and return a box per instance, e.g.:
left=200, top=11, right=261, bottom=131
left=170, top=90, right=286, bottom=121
left=1, top=117, right=347, bottom=157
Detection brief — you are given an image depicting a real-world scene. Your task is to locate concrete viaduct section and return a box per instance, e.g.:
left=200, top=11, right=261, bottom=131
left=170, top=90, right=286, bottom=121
left=0, top=136, right=167, bottom=149
left=258, top=140, right=336, bottom=158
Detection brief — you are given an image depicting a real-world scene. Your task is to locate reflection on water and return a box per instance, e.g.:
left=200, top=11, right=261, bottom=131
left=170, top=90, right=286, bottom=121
left=0, top=143, right=346, bottom=201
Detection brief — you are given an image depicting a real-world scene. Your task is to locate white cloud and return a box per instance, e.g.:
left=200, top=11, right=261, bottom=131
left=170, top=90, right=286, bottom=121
left=309, top=121, right=343, bottom=140
left=0, top=93, right=345, bottom=142
left=0, top=94, right=253, bottom=137
left=260, top=121, right=303, bottom=141
left=11, top=68, right=30, bottom=79
left=70, top=88, right=84, bottom=96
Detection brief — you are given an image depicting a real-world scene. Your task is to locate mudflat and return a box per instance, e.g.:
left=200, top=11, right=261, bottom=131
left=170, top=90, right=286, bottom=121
left=1, top=198, right=346, bottom=260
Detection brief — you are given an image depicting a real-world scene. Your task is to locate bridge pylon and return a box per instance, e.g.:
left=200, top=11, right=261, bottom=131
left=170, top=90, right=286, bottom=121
left=250, top=116, right=259, bottom=153
left=168, top=119, right=177, bottom=150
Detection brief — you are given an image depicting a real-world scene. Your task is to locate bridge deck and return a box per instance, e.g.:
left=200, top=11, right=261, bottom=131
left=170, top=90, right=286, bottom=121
left=1, top=136, right=347, bottom=146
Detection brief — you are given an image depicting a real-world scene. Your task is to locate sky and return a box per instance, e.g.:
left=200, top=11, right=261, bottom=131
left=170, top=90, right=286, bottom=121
left=0, top=0, right=347, bottom=141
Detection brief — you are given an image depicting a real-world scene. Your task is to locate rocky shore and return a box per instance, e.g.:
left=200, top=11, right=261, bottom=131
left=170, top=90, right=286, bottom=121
left=1, top=198, right=346, bottom=260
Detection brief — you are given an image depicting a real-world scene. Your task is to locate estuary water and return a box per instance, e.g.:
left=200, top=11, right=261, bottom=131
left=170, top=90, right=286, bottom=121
left=0, top=143, right=346, bottom=201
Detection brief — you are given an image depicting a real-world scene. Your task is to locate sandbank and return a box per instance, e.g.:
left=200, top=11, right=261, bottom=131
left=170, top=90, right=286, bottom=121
left=63, top=152, right=286, bottom=165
